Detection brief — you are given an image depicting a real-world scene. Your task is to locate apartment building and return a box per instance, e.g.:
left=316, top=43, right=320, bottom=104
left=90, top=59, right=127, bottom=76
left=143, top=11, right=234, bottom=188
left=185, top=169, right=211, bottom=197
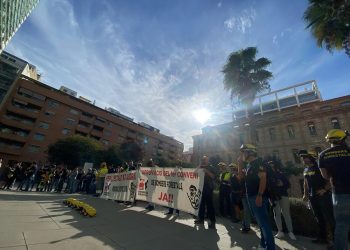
left=0, top=0, right=40, bottom=54
left=0, top=53, right=183, bottom=164
left=192, top=81, right=350, bottom=166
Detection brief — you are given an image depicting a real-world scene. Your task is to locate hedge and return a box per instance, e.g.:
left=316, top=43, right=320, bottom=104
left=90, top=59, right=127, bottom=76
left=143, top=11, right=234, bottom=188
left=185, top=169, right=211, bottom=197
left=213, top=191, right=319, bottom=237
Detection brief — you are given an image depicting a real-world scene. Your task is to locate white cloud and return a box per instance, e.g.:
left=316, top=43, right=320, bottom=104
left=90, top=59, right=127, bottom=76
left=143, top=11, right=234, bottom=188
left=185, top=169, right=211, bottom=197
left=7, top=0, right=234, bottom=151
left=217, top=2, right=222, bottom=8
left=224, top=8, right=256, bottom=33
left=272, top=35, right=278, bottom=45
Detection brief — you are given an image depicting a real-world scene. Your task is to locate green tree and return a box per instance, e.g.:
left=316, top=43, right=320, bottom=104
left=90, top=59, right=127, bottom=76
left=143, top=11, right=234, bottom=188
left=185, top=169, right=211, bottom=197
left=47, top=135, right=102, bottom=169
left=95, top=145, right=123, bottom=167
left=222, top=47, right=272, bottom=143
left=119, top=140, right=143, bottom=162
left=304, top=0, right=350, bottom=57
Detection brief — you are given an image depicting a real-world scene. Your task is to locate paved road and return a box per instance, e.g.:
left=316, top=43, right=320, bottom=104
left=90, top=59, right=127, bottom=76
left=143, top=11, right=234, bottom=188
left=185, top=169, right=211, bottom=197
left=0, top=190, right=328, bottom=250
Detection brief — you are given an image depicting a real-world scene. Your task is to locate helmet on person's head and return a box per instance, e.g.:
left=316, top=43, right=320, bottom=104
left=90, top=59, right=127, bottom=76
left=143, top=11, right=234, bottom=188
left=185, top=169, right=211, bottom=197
left=298, top=150, right=317, bottom=159
left=240, top=143, right=258, bottom=155
left=218, top=162, right=226, bottom=167
left=240, top=144, right=257, bottom=153
left=325, top=129, right=347, bottom=143
left=228, top=163, right=238, bottom=168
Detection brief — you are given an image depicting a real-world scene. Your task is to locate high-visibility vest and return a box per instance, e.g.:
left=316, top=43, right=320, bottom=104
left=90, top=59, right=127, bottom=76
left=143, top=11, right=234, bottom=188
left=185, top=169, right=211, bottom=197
left=220, top=172, right=232, bottom=182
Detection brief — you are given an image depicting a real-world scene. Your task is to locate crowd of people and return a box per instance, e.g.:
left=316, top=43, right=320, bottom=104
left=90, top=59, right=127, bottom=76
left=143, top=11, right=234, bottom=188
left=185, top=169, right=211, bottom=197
left=0, top=129, right=349, bottom=250
left=191, top=129, right=349, bottom=250
left=0, top=161, right=138, bottom=194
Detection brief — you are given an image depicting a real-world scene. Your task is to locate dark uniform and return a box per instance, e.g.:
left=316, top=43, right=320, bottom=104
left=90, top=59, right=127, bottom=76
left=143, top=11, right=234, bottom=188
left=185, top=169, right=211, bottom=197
left=219, top=171, right=232, bottom=217
left=319, top=144, right=350, bottom=249
left=245, top=158, right=275, bottom=250
left=304, top=164, right=335, bottom=243
left=197, top=164, right=218, bottom=227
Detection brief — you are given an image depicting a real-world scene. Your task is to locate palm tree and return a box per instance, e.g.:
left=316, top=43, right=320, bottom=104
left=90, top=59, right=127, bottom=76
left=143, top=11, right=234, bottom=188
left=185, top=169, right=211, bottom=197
left=222, top=47, right=272, bottom=143
left=304, top=0, right=350, bottom=57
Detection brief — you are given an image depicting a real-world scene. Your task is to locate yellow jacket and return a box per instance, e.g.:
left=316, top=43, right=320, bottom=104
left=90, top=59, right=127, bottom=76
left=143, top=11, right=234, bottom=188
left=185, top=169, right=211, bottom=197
left=97, top=166, right=108, bottom=177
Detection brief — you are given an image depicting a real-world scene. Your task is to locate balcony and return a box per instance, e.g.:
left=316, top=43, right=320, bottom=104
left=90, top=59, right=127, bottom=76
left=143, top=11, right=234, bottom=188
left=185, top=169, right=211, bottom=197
left=7, top=105, right=40, bottom=118
left=0, top=145, right=22, bottom=155
left=14, top=93, right=44, bottom=107
left=1, top=116, right=34, bottom=130
left=0, top=132, right=28, bottom=143
left=90, top=129, right=103, bottom=138
left=76, top=124, right=90, bottom=134
left=79, top=115, right=94, bottom=124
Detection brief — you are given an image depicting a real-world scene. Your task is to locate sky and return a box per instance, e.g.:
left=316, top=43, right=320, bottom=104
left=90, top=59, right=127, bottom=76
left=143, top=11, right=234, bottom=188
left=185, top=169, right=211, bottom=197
left=6, top=0, right=350, bottom=150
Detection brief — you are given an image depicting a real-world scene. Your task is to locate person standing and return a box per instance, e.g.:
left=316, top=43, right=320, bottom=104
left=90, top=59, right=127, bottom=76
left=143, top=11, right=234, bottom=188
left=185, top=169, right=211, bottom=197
left=230, top=163, right=243, bottom=223
left=319, top=129, right=350, bottom=250
left=96, top=162, right=108, bottom=196
left=267, top=160, right=296, bottom=240
left=195, top=156, right=218, bottom=229
left=218, top=162, right=232, bottom=218
left=238, top=144, right=275, bottom=250
left=300, top=150, right=335, bottom=247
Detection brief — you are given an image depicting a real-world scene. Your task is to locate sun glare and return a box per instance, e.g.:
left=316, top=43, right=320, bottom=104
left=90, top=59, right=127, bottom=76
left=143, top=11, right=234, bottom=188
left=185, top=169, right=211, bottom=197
left=193, top=108, right=211, bottom=124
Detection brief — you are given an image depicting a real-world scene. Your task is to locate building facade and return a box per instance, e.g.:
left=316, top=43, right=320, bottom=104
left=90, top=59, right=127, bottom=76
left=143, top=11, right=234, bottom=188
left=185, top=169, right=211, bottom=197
left=0, top=0, right=40, bottom=54
left=192, top=82, right=350, bottom=166
left=0, top=53, right=183, bottom=164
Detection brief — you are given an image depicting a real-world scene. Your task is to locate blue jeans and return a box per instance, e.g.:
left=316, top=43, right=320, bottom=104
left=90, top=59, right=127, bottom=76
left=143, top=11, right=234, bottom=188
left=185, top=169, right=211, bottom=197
left=242, top=197, right=252, bottom=229
left=333, top=194, right=350, bottom=250
left=248, top=196, right=275, bottom=250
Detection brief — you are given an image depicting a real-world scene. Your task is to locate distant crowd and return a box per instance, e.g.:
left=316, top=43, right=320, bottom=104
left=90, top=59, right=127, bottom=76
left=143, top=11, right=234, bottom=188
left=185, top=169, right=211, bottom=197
left=0, top=161, right=139, bottom=194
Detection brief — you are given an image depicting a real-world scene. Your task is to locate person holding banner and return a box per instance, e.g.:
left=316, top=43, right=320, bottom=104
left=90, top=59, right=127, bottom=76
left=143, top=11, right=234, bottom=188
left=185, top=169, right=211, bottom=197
left=195, top=156, right=218, bottom=229
left=145, top=159, right=156, bottom=211
left=96, top=162, right=108, bottom=196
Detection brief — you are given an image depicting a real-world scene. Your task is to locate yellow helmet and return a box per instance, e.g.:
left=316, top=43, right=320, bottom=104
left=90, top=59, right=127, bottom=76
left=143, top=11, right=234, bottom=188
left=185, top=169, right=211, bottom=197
left=218, top=162, right=226, bottom=167
left=240, top=144, right=257, bottom=153
left=325, top=129, right=347, bottom=143
left=298, top=150, right=317, bottom=159
left=229, top=163, right=238, bottom=168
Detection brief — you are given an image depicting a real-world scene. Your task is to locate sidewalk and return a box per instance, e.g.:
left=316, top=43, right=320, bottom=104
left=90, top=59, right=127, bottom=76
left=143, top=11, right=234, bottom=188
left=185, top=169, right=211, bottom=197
left=0, top=190, right=327, bottom=250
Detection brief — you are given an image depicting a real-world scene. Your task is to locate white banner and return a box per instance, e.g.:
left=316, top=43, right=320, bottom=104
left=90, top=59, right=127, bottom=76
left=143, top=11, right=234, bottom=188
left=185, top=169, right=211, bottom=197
left=136, top=167, right=205, bottom=216
left=101, top=171, right=137, bottom=202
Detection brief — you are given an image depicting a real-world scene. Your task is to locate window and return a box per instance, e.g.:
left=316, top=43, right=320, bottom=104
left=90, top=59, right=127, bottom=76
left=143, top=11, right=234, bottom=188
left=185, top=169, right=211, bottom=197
left=78, top=120, right=91, bottom=128
left=70, top=109, right=79, bottom=115
left=292, top=149, right=301, bottom=163
left=34, top=133, right=45, bottom=141
left=65, top=118, right=75, bottom=125
left=308, top=122, right=317, bottom=136
left=18, top=88, right=45, bottom=102
left=273, top=150, right=279, bottom=159
left=104, top=130, right=112, bottom=136
left=62, top=128, right=71, bottom=135
left=82, top=111, right=93, bottom=118
left=331, top=117, right=341, bottom=129
left=340, top=101, right=350, bottom=107
left=255, top=130, right=259, bottom=142
left=287, top=125, right=295, bottom=139
left=44, top=111, right=55, bottom=117
left=269, top=128, right=276, bottom=141
left=107, top=122, right=113, bottom=128
left=28, top=145, right=40, bottom=153
left=38, top=122, right=49, bottom=129
left=92, top=125, right=103, bottom=132
left=102, top=139, right=109, bottom=145
left=239, top=133, right=244, bottom=144
left=48, top=100, right=59, bottom=108
left=320, top=105, right=332, bottom=111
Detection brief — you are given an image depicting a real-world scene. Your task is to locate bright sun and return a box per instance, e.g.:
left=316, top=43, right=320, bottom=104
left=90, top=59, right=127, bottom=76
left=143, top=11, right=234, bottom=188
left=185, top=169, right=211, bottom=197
left=193, top=108, right=211, bottom=124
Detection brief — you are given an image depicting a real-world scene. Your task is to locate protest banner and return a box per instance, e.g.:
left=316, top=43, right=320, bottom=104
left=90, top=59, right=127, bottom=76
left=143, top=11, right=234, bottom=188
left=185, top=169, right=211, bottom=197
left=136, top=167, right=204, bottom=215
left=101, top=171, right=137, bottom=202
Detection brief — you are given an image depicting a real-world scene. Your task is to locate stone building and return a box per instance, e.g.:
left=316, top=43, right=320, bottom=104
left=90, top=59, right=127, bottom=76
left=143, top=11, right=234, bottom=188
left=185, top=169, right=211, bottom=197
left=192, top=81, right=350, bottom=196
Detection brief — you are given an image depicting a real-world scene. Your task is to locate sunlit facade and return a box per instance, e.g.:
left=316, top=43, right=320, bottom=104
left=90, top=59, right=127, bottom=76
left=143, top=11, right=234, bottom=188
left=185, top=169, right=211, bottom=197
left=0, top=0, right=40, bottom=54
